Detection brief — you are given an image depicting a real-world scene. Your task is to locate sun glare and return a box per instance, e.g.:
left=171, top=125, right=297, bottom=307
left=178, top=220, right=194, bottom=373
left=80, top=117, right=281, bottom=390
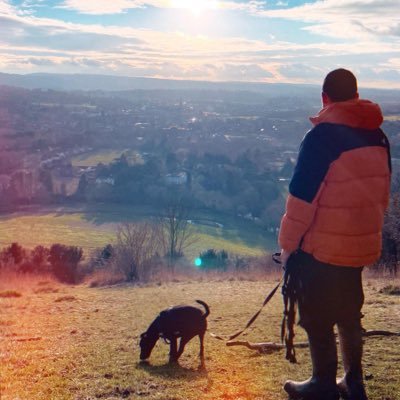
left=170, top=0, right=219, bottom=17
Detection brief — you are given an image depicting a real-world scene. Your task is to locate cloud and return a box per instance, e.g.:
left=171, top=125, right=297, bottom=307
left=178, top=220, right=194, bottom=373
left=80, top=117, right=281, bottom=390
left=0, top=0, right=399, bottom=87
left=0, top=0, right=13, bottom=13
left=279, top=63, right=324, bottom=79
left=59, top=0, right=143, bottom=15
left=258, top=0, right=400, bottom=39
left=217, top=1, right=266, bottom=12
left=58, top=0, right=267, bottom=15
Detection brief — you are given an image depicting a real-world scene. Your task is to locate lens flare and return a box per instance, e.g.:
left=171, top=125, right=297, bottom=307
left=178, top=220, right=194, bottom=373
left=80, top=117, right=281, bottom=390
left=194, top=257, right=202, bottom=267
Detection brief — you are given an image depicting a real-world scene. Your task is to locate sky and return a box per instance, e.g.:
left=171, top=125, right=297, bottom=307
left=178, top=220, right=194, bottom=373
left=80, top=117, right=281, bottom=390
left=0, top=0, right=399, bottom=88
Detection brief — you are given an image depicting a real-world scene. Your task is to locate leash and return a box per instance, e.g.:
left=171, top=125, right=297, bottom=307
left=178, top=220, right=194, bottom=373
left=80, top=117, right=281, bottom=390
left=280, top=251, right=298, bottom=363
left=210, top=253, right=283, bottom=342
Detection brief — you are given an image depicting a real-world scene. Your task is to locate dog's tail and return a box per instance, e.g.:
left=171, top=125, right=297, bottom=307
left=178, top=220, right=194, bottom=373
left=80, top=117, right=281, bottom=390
left=196, top=300, right=210, bottom=318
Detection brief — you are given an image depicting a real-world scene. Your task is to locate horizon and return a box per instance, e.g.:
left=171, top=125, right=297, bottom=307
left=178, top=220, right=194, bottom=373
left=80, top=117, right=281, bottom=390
left=2, top=71, right=400, bottom=94
left=0, top=1, right=399, bottom=89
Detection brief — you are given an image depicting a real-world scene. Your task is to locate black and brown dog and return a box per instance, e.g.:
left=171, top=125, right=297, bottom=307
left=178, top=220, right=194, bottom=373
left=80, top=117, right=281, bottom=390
left=139, top=300, right=210, bottom=367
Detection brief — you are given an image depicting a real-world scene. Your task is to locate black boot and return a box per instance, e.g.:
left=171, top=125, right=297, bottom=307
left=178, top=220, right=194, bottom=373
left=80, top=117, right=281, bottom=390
left=284, top=329, right=339, bottom=400
left=337, top=323, right=368, bottom=400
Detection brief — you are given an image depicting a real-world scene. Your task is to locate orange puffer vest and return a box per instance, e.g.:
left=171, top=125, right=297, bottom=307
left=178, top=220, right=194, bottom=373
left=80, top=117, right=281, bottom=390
left=279, top=99, right=391, bottom=267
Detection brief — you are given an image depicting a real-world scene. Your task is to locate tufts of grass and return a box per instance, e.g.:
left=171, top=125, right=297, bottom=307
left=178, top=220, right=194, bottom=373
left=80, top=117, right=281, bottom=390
left=86, top=269, right=126, bottom=288
left=37, top=281, right=53, bottom=286
left=379, top=285, right=400, bottom=296
left=34, top=287, right=59, bottom=294
left=0, top=290, right=22, bottom=298
left=54, top=295, right=76, bottom=302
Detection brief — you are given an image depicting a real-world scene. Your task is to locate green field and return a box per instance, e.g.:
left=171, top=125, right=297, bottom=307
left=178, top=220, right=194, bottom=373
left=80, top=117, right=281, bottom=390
left=1, top=276, right=399, bottom=399
left=71, top=149, right=144, bottom=167
left=71, top=150, right=127, bottom=167
left=0, top=205, right=275, bottom=260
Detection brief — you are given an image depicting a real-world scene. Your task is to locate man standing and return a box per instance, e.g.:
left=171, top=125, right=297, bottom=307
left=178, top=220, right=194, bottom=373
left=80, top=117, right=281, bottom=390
left=279, top=69, right=391, bottom=400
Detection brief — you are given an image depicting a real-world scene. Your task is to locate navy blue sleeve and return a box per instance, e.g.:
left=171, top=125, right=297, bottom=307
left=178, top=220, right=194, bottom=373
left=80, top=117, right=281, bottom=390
left=289, top=127, right=333, bottom=203
left=289, top=124, right=391, bottom=204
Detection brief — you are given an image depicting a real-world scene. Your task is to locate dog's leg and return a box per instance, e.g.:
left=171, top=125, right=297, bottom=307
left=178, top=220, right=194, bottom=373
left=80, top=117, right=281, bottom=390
left=176, top=337, right=190, bottom=361
left=169, top=337, right=178, bottom=364
left=199, top=332, right=205, bottom=369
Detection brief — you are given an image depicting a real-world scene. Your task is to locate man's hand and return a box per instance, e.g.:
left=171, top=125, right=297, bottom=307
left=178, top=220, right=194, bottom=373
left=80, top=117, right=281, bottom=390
left=280, top=249, right=292, bottom=267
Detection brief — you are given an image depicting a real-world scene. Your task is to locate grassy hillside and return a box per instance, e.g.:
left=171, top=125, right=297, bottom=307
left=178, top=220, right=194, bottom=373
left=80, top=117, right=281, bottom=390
left=1, top=276, right=399, bottom=400
left=0, top=206, right=275, bottom=260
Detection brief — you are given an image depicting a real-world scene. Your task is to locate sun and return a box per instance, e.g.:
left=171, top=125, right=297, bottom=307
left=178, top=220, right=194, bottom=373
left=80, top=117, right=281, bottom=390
left=170, top=0, right=219, bottom=17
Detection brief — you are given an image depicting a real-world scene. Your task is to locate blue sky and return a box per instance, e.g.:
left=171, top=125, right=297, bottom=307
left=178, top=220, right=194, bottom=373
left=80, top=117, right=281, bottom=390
left=0, top=0, right=399, bottom=88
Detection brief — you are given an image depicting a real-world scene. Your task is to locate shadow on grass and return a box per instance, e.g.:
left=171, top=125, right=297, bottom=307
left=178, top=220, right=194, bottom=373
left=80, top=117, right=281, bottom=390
left=137, top=361, right=207, bottom=381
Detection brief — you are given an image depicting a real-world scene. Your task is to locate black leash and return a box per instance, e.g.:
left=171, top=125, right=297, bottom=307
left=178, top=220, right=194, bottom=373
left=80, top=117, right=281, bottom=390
left=280, top=251, right=298, bottom=363
left=210, top=251, right=299, bottom=364
left=210, top=252, right=283, bottom=342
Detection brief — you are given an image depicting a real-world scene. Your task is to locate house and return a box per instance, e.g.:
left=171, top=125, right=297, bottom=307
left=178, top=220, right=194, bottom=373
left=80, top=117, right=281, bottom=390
left=95, top=177, right=115, bottom=186
left=165, top=172, right=188, bottom=185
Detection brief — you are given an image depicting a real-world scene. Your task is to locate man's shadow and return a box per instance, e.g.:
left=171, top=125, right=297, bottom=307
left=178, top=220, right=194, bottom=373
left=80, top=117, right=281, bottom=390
left=137, top=360, right=208, bottom=381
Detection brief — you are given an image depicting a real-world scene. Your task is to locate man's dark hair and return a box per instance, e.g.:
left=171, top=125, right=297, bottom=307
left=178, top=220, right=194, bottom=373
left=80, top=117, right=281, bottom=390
left=322, top=68, right=358, bottom=102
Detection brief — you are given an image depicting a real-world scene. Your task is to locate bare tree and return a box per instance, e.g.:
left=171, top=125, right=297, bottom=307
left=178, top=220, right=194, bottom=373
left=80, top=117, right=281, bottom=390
left=159, top=197, right=197, bottom=271
left=381, top=193, right=400, bottom=275
left=115, top=222, right=162, bottom=282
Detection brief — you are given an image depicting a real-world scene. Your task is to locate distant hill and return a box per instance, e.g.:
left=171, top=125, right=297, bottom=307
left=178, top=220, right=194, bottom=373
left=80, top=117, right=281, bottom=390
left=0, top=72, right=320, bottom=96
left=0, top=72, right=398, bottom=101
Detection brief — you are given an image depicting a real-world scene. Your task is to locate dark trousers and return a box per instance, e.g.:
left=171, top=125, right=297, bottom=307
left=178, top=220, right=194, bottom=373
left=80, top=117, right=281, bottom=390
left=292, top=251, right=364, bottom=334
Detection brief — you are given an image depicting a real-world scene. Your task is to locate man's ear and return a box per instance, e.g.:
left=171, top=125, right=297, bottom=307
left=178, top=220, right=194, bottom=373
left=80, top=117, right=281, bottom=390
left=322, top=92, right=331, bottom=107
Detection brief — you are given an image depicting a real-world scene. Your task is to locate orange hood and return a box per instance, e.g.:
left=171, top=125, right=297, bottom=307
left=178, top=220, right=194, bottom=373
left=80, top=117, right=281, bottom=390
left=310, top=99, right=383, bottom=130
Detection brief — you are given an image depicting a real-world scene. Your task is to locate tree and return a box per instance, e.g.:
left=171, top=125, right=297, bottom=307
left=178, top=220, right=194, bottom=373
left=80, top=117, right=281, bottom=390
left=5, top=242, right=25, bottom=265
left=100, top=244, right=114, bottom=262
left=75, top=173, right=88, bottom=200
left=159, top=196, right=197, bottom=271
left=280, top=158, right=295, bottom=178
left=39, top=168, right=53, bottom=194
left=166, top=152, right=179, bottom=172
left=261, top=196, right=286, bottom=231
left=198, top=249, right=229, bottom=270
left=381, top=194, right=400, bottom=275
left=31, top=245, right=50, bottom=273
left=49, top=244, right=83, bottom=283
left=115, top=222, right=161, bottom=282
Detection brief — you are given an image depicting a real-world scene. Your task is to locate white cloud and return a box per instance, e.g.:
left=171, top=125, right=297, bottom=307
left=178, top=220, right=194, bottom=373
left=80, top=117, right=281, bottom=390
left=0, top=0, right=15, bottom=13
left=0, top=1, right=400, bottom=86
left=59, top=0, right=144, bottom=15
left=217, top=1, right=266, bottom=12
left=58, top=0, right=266, bottom=15
left=258, top=0, right=400, bottom=40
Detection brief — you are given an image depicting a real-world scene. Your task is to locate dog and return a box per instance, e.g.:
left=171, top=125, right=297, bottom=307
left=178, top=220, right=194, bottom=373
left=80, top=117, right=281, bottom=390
left=139, top=300, right=210, bottom=367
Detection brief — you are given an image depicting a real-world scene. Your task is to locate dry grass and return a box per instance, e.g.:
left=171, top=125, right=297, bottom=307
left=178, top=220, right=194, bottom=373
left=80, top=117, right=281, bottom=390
left=0, top=271, right=59, bottom=292
left=1, top=273, right=399, bottom=400
left=0, top=290, right=22, bottom=298
left=86, top=269, right=127, bottom=288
